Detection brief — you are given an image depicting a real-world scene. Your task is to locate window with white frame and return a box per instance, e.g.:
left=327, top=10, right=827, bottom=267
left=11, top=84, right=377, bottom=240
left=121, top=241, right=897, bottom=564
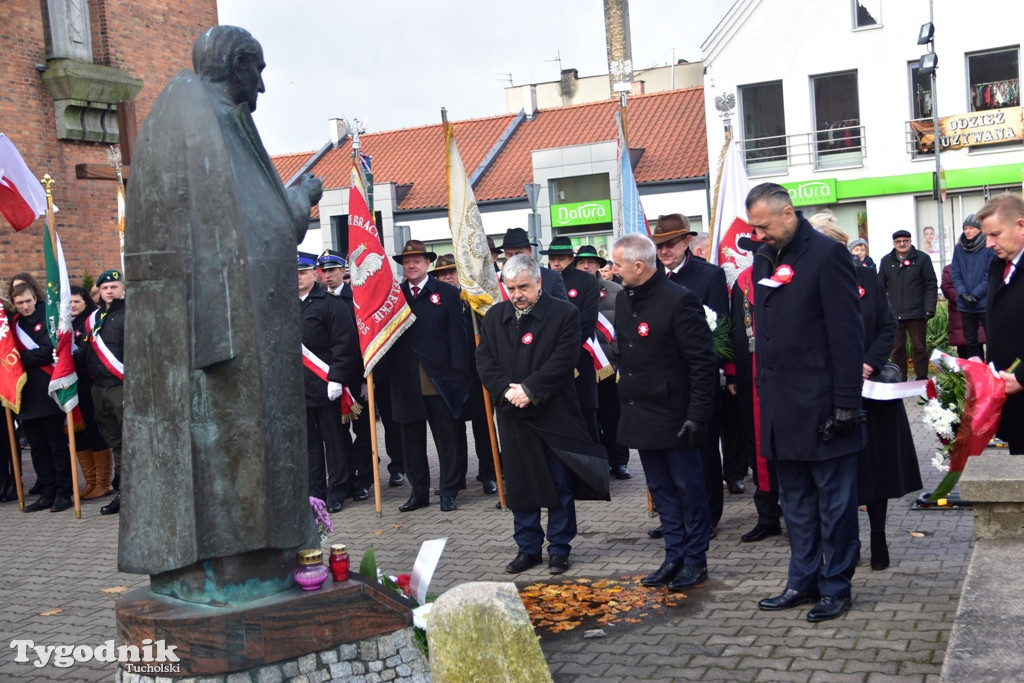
left=739, top=81, right=787, bottom=175
left=812, top=71, right=862, bottom=168
left=852, top=0, right=880, bottom=29
left=967, top=47, right=1020, bottom=112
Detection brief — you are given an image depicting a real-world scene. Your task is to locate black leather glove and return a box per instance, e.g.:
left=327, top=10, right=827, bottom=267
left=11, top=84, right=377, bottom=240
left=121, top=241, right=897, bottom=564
left=677, top=420, right=706, bottom=450
left=832, top=407, right=866, bottom=435
left=959, top=293, right=978, bottom=308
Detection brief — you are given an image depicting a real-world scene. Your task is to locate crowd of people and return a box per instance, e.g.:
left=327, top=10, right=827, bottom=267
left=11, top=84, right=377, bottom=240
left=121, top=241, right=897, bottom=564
left=5, top=182, right=1023, bottom=624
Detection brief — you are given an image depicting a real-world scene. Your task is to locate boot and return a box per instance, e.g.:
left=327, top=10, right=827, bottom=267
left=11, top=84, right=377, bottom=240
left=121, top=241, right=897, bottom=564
left=870, top=531, right=890, bottom=571
left=100, top=493, right=120, bottom=515
left=85, top=450, right=114, bottom=499
left=77, top=450, right=97, bottom=498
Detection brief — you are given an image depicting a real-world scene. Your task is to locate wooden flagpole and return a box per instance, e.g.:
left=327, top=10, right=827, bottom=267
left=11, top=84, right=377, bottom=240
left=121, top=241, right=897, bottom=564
left=367, top=373, right=383, bottom=517
left=41, top=174, right=82, bottom=519
left=6, top=408, right=24, bottom=510
left=471, top=314, right=506, bottom=510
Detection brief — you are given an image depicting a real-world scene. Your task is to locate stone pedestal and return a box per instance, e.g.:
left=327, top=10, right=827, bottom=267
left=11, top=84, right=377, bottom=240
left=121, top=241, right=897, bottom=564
left=960, top=455, right=1024, bottom=539
left=115, top=573, right=412, bottom=678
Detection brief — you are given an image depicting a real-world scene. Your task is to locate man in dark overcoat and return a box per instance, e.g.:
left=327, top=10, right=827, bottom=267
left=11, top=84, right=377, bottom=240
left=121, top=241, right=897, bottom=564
left=978, top=194, right=1024, bottom=453
left=298, top=253, right=362, bottom=513
left=746, top=183, right=866, bottom=622
left=496, top=228, right=568, bottom=300
left=542, top=236, right=601, bottom=442
left=878, top=229, right=937, bottom=380
left=387, top=240, right=473, bottom=513
left=476, top=255, right=609, bottom=575
left=612, top=234, right=718, bottom=591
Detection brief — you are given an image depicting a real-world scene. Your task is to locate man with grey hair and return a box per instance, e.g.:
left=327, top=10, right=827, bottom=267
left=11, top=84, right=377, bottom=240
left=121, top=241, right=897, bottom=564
left=745, top=182, right=865, bottom=622
left=476, top=254, right=609, bottom=575
left=690, top=232, right=710, bottom=261
left=612, top=234, right=718, bottom=591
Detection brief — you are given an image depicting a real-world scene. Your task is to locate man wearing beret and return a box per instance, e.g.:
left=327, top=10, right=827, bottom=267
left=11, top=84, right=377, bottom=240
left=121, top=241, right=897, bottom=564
left=387, top=240, right=473, bottom=513
left=85, top=269, right=127, bottom=515
left=878, top=229, right=937, bottom=380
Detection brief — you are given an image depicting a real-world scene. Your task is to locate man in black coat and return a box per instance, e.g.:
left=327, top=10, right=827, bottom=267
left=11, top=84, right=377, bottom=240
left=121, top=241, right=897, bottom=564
left=612, top=233, right=718, bottom=591
left=652, top=213, right=733, bottom=534
left=388, top=240, right=473, bottom=513
left=298, top=253, right=362, bottom=513
left=978, top=194, right=1024, bottom=453
left=878, top=229, right=937, bottom=380
left=476, top=255, right=609, bottom=575
left=746, top=183, right=866, bottom=623
left=542, top=236, right=601, bottom=442
left=496, top=228, right=568, bottom=301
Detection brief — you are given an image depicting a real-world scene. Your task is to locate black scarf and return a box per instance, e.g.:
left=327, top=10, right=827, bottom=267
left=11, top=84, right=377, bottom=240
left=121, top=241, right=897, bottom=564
left=960, top=230, right=985, bottom=253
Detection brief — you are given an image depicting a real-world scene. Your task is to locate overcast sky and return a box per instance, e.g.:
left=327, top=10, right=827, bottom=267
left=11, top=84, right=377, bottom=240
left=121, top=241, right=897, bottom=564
left=216, top=0, right=736, bottom=156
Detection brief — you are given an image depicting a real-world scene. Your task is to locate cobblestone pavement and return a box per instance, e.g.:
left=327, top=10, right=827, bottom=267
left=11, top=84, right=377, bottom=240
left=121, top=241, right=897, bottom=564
left=0, top=399, right=976, bottom=682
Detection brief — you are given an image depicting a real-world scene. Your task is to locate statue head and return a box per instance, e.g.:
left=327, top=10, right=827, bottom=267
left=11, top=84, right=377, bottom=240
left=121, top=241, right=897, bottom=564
left=193, top=26, right=265, bottom=111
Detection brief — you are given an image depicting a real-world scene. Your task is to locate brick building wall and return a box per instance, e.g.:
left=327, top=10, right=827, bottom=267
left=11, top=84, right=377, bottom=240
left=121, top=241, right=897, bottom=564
left=0, top=0, right=218, bottom=289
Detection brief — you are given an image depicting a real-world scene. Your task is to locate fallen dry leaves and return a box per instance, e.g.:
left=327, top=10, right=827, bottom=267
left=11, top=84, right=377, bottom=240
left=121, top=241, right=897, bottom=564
left=519, top=575, right=683, bottom=634
left=101, top=586, right=129, bottom=594
left=39, top=608, right=63, bottom=616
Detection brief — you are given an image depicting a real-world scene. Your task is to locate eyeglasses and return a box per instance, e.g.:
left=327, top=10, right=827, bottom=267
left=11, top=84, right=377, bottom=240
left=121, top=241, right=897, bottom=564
left=657, top=238, right=685, bottom=250
left=894, top=239, right=911, bottom=245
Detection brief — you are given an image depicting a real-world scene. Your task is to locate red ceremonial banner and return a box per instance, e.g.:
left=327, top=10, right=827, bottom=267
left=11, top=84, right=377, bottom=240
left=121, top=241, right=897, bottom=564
left=347, top=169, right=414, bottom=375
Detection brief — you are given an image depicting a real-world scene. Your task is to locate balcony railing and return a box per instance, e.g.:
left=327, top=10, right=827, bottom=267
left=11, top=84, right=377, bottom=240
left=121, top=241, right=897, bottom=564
left=737, top=124, right=866, bottom=175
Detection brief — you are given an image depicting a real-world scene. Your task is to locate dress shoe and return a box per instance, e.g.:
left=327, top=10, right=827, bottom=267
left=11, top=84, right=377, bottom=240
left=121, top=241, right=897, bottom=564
left=24, top=496, right=55, bottom=512
left=482, top=480, right=498, bottom=495
left=388, top=472, right=405, bottom=487
left=758, top=588, right=818, bottom=611
left=640, top=560, right=684, bottom=587
left=741, top=523, right=782, bottom=542
left=439, top=496, right=458, bottom=512
left=611, top=465, right=631, bottom=480
left=647, top=525, right=664, bottom=539
left=100, top=494, right=121, bottom=515
left=870, top=531, right=890, bottom=570
left=351, top=487, right=369, bottom=502
left=505, top=552, right=542, bottom=574
left=548, top=554, right=570, bottom=574
left=806, top=595, right=852, bottom=622
left=668, top=564, right=708, bottom=591
left=727, top=479, right=746, bottom=494
left=28, top=482, right=42, bottom=496
left=398, top=495, right=429, bottom=512
left=50, top=494, right=73, bottom=512
left=327, top=500, right=343, bottom=513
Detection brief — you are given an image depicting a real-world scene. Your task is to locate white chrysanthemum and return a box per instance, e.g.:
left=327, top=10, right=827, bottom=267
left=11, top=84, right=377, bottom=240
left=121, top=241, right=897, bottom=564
left=931, top=453, right=950, bottom=473
left=412, top=603, right=433, bottom=630
left=703, top=305, right=717, bottom=332
left=922, top=399, right=958, bottom=440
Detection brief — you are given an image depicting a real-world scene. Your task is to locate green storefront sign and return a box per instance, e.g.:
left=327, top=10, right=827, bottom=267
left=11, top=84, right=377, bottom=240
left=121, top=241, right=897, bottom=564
left=782, top=178, right=837, bottom=206
left=550, top=199, right=613, bottom=228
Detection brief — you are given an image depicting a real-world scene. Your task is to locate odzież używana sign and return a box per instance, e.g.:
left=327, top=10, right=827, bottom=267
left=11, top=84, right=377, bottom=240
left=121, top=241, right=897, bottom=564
left=550, top=199, right=613, bottom=229
left=911, top=106, right=1024, bottom=152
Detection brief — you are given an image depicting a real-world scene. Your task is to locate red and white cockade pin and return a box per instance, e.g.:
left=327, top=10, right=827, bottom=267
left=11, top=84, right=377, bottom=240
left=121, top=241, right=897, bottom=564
left=429, top=292, right=441, bottom=305
left=34, top=323, right=43, bottom=332
left=637, top=322, right=650, bottom=337
left=770, top=264, right=794, bottom=284
left=599, top=289, right=606, bottom=299
left=521, top=332, right=534, bottom=345
left=903, top=259, right=912, bottom=267
left=567, top=288, right=578, bottom=298
left=858, top=286, right=865, bottom=298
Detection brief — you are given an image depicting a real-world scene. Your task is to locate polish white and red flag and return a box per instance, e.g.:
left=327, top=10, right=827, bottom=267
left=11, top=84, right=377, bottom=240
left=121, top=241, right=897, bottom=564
left=0, top=134, right=56, bottom=231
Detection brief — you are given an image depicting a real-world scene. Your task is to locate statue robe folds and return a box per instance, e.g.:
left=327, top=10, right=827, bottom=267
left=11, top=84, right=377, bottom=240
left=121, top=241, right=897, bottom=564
left=121, top=70, right=314, bottom=591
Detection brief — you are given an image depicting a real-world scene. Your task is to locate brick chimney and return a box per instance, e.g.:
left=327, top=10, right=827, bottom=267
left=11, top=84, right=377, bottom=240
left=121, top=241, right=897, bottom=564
left=604, top=0, right=633, bottom=97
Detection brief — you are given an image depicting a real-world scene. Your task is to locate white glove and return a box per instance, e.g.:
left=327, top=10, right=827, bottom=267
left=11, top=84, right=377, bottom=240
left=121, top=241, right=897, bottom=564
left=327, top=381, right=344, bottom=401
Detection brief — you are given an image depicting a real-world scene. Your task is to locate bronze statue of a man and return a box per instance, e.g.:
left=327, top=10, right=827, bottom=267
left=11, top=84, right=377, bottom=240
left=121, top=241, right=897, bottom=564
left=121, top=26, right=323, bottom=605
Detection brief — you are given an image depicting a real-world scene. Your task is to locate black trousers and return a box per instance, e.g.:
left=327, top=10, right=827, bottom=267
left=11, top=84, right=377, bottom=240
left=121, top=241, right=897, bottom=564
left=306, top=403, right=350, bottom=504
left=597, top=376, right=629, bottom=468
left=892, top=318, right=929, bottom=381
left=719, top=388, right=748, bottom=481
left=700, top=389, right=724, bottom=528
left=959, top=312, right=987, bottom=362
left=22, top=414, right=71, bottom=498
left=347, top=400, right=374, bottom=491
left=375, top=385, right=405, bottom=475
left=457, top=417, right=497, bottom=484
left=401, top=395, right=461, bottom=499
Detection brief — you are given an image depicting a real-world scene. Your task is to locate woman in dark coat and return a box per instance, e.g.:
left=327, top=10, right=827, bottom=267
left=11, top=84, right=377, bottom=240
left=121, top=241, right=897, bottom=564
left=810, top=213, right=922, bottom=570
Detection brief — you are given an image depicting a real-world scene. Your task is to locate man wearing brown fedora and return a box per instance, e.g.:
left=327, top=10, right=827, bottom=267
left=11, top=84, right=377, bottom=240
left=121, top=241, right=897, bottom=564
left=386, top=241, right=474, bottom=513
left=430, top=254, right=498, bottom=495
left=650, top=214, right=732, bottom=539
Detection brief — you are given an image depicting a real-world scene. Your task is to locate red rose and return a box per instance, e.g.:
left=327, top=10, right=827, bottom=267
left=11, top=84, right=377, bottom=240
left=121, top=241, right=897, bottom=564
left=926, top=379, right=937, bottom=400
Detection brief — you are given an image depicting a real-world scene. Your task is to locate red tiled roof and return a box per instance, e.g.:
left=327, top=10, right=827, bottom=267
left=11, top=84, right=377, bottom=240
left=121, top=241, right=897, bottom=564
left=272, top=151, right=316, bottom=184
left=271, top=87, right=706, bottom=213
left=312, top=114, right=518, bottom=211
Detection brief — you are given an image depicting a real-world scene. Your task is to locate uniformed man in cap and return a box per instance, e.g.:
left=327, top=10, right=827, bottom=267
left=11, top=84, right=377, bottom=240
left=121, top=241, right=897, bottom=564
left=430, top=254, right=498, bottom=495
left=85, top=269, right=127, bottom=515
left=541, top=236, right=601, bottom=442
left=387, top=240, right=473, bottom=512
left=299, top=252, right=362, bottom=512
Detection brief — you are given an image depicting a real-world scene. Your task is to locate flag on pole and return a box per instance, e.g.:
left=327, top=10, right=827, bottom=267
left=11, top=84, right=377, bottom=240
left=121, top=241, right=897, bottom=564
left=709, top=136, right=754, bottom=287
left=0, top=134, right=57, bottom=231
left=446, top=123, right=500, bottom=317
left=43, top=218, right=78, bottom=412
left=0, top=306, right=27, bottom=413
left=614, top=110, right=648, bottom=236
left=347, top=164, right=414, bottom=375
